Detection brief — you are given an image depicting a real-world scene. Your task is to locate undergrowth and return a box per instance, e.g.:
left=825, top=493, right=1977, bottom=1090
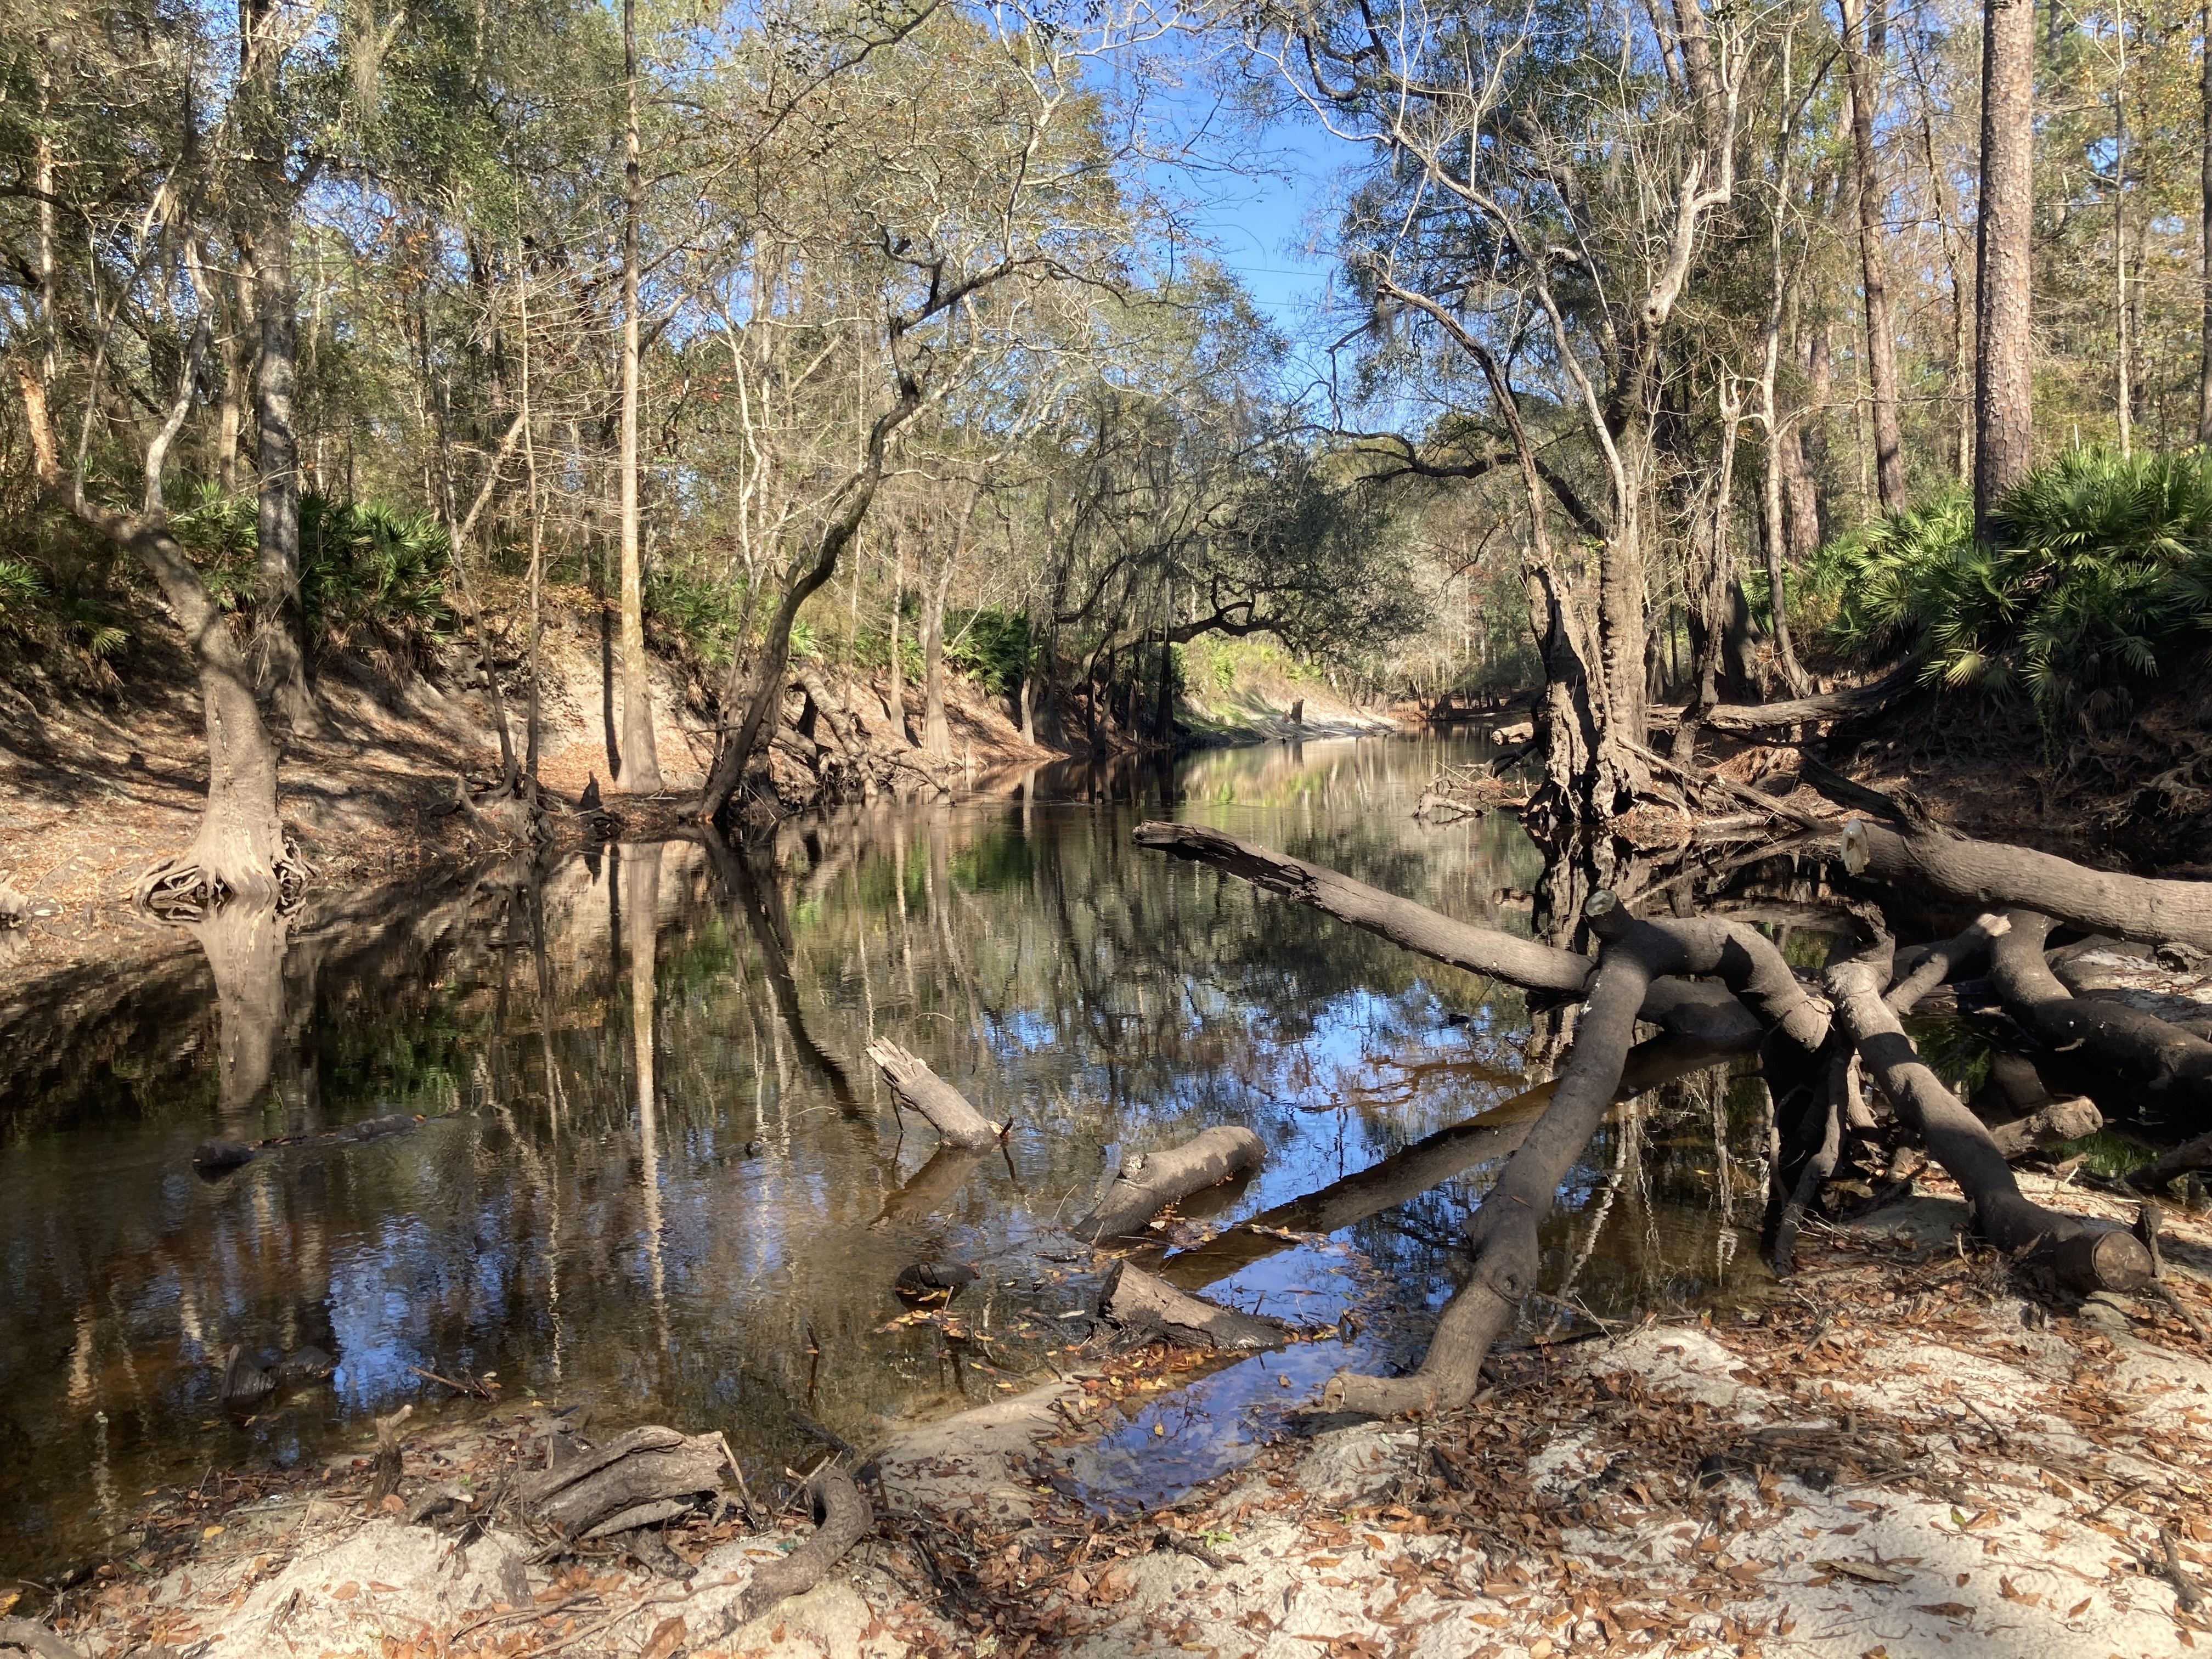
left=1809, top=447, right=2212, bottom=724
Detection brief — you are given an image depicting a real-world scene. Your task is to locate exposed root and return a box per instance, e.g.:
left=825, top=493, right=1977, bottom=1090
left=134, top=839, right=314, bottom=922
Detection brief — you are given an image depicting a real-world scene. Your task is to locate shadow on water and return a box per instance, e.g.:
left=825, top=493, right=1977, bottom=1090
left=0, top=731, right=1774, bottom=1575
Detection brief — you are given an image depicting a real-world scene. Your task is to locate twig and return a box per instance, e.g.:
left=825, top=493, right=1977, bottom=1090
left=409, top=1364, right=494, bottom=1400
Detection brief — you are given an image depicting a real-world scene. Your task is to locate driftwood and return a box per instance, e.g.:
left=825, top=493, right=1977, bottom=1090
left=1095, top=1260, right=1294, bottom=1350
left=1825, top=949, right=2152, bottom=1295
left=711, top=1466, right=872, bottom=1636
left=1133, top=821, right=1773, bottom=1046
left=1988, top=1097, right=2103, bottom=1160
left=521, top=1425, right=727, bottom=1537
left=1322, top=893, right=1830, bottom=1418
left=1161, top=1034, right=1745, bottom=1292
left=865, top=1041, right=1002, bottom=1148
left=1987, top=911, right=2212, bottom=1109
left=1841, top=818, right=2212, bottom=956
left=1071, top=1126, right=1265, bottom=1244
left=0, top=1622, right=84, bottom=1659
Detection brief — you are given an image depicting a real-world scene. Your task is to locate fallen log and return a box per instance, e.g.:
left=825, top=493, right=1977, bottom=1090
left=1321, top=893, right=1829, bottom=1418
left=1987, top=910, right=2212, bottom=1109
left=1072, top=1126, right=1265, bottom=1244
left=1988, top=1097, right=2103, bottom=1160
left=865, top=1041, right=1002, bottom=1148
left=1161, top=1034, right=1745, bottom=1293
left=711, top=1466, right=871, bottom=1636
left=1133, top=821, right=1774, bottom=1047
left=1095, top=1260, right=1294, bottom=1350
left=2125, top=1127, right=2212, bottom=1190
left=521, top=1425, right=727, bottom=1537
left=1825, top=947, right=2152, bottom=1295
left=1841, top=819, right=2212, bottom=956
left=1885, top=913, right=2010, bottom=1014
left=1699, top=662, right=1920, bottom=732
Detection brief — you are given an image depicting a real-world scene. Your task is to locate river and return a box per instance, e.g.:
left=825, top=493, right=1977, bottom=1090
left=0, top=731, right=1774, bottom=1577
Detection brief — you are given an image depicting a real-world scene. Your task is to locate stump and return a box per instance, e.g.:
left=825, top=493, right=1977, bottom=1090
left=521, top=1425, right=727, bottom=1537
left=865, top=1040, right=1002, bottom=1148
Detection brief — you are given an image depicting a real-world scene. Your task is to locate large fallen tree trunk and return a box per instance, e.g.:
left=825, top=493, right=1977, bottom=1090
left=1841, top=819, right=2212, bottom=955
left=1072, top=1126, right=1265, bottom=1244
left=1160, top=1034, right=1747, bottom=1293
left=1987, top=910, right=2212, bottom=1112
left=1133, top=822, right=1768, bottom=1047
left=2128, top=1126, right=2212, bottom=1190
left=1688, top=662, right=1921, bottom=733
left=865, top=1041, right=1003, bottom=1148
left=1322, top=894, right=1830, bottom=1418
left=1095, top=1260, right=1294, bottom=1350
left=1825, top=948, right=2152, bottom=1295
left=1886, top=913, right=2011, bottom=1014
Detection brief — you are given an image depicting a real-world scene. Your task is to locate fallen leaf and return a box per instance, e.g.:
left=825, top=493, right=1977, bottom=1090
left=332, top=1582, right=360, bottom=1601
left=640, top=1615, right=686, bottom=1659
left=1911, top=1601, right=1974, bottom=1618
left=202, top=1526, right=224, bottom=1540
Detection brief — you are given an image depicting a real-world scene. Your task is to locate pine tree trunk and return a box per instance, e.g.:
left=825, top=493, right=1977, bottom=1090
left=1845, top=0, right=1908, bottom=513
left=922, top=560, right=953, bottom=757
left=1975, top=0, right=2036, bottom=538
left=613, top=0, right=663, bottom=793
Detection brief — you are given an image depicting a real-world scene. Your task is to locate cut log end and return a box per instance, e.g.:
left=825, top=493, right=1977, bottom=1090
left=2048, top=1228, right=2155, bottom=1296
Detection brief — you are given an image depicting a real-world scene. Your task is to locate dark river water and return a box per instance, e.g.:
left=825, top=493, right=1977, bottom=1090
left=0, top=731, right=1774, bottom=1577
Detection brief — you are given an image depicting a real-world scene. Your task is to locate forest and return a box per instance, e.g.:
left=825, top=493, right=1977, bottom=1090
left=6, top=0, right=2212, bottom=1655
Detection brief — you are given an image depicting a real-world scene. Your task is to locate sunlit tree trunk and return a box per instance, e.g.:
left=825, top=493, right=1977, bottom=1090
left=613, top=0, right=663, bottom=793
left=1975, top=0, right=2036, bottom=538
left=241, top=0, right=319, bottom=736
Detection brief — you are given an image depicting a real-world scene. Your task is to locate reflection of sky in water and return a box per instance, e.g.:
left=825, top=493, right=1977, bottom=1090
left=0, top=732, right=1771, bottom=1573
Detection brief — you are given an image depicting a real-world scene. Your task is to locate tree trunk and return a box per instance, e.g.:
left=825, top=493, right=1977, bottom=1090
left=1826, top=949, right=2151, bottom=1294
left=1071, top=1126, right=1265, bottom=1243
left=1760, top=215, right=1812, bottom=695
left=1841, top=818, right=2212, bottom=953
left=1844, top=0, right=1908, bottom=513
left=613, top=0, right=663, bottom=793
left=922, top=559, right=954, bottom=757
left=16, top=369, right=301, bottom=913
left=886, top=529, right=909, bottom=743
left=240, top=1, right=318, bottom=737
left=865, top=1040, right=1001, bottom=1148
left=1974, top=0, right=2036, bottom=538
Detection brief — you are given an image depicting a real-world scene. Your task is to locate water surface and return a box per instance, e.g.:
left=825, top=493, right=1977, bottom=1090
left=0, top=732, right=1770, bottom=1576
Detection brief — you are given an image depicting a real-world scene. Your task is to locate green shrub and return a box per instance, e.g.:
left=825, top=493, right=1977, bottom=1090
left=645, top=562, right=747, bottom=667
left=0, top=559, right=44, bottom=624
left=944, top=606, right=1029, bottom=695
left=171, top=486, right=453, bottom=646
left=1808, top=447, right=2212, bottom=715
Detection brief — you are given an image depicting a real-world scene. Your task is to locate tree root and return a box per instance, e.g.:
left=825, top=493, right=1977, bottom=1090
left=136, top=839, right=313, bottom=921
left=712, top=1466, right=871, bottom=1637
left=1825, top=944, right=2152, bottom=1295
left=0, top=1620, right=85, bottom=1659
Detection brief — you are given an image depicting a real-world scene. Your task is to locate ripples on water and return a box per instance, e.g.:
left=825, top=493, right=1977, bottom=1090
left=0, top=732, right=1777, bottom=1574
